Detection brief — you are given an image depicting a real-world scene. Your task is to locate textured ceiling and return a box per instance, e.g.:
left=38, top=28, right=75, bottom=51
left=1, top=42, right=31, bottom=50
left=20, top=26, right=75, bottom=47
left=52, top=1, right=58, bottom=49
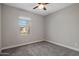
left=4, top=3, right=73, bottom=16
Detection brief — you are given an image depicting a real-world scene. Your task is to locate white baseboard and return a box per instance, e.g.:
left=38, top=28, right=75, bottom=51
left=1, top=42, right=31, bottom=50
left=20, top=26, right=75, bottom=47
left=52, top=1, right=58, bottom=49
left=1, top=40, right=44, bottom=50
left=46, top=40, right=79, bottom=52
left=2, top=39, right=79, bottom=52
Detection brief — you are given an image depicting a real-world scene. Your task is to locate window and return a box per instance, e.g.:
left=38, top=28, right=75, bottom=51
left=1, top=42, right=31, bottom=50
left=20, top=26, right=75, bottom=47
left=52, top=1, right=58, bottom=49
left=18, top=17, right=31, bottom=36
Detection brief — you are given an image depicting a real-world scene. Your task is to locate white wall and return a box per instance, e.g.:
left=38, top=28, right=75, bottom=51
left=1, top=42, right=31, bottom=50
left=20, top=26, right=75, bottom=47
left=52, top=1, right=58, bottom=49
left=0, top=4, right=1, bottom=52
left=2, top=5, right=44, bottom=49
left=45, top=4, right=79, bottom=51
left=2, top=4, right=79, bottom=52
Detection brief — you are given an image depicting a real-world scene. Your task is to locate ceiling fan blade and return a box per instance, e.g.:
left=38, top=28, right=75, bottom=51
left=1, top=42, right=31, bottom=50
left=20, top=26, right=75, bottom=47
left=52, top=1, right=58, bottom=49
left=38, top=3, right=49, bottom=5
left=38, top=3, right=41, bottom=4
left=43, top=7, right=46, bottom=10
left=33, top=6, right=38, bottom=9
left=45, top=3, right=49, bottom=4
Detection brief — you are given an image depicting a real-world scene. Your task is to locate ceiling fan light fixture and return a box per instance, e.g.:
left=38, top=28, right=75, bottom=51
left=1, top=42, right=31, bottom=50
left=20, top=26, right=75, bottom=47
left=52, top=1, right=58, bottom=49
left=38, top=4, right=44, bottom=9
left=33, top=3, right=49, bottom=10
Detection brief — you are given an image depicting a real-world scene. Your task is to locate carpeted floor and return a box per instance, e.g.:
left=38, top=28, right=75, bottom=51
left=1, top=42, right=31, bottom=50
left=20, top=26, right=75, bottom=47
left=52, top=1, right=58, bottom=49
left=1, top=41, right=79, bottom=56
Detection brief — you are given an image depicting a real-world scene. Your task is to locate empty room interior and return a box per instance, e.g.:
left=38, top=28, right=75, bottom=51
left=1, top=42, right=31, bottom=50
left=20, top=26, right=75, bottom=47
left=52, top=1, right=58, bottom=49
left=0, top=3, right=79, bottom=56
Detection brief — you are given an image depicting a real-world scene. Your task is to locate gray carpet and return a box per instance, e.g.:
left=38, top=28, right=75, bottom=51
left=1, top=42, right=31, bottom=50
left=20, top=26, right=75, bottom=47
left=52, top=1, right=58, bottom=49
left=1, top=41, right=79, bottom=56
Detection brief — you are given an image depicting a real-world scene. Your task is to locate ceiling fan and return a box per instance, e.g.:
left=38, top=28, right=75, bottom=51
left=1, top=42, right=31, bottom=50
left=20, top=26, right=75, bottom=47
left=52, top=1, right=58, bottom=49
left=33, top=3, right=49, bottom=10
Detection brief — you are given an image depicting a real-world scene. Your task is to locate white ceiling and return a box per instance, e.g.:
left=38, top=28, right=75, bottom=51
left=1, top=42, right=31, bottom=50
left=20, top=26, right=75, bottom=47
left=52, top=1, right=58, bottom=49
left=4, top=3, right=73, bottom=16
